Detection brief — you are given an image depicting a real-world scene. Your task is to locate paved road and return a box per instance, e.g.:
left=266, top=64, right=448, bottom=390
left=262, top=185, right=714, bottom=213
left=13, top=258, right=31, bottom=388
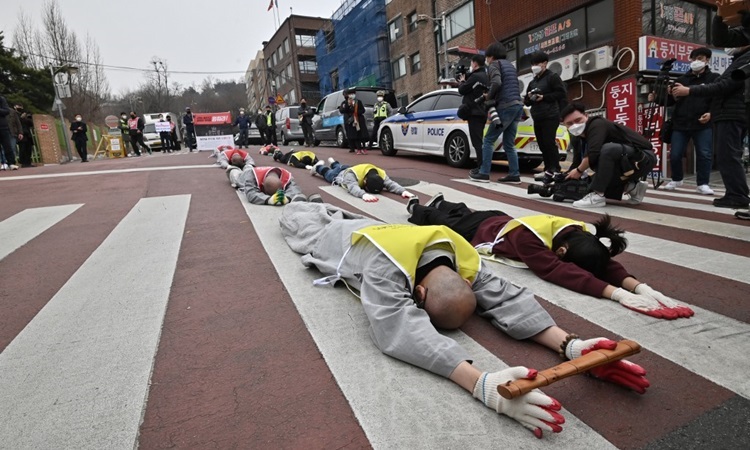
left=0, top=147, right=748, bottom=450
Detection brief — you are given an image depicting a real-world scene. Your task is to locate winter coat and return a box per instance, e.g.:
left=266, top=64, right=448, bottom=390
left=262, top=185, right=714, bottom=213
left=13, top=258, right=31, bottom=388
left=70, top=121, right=89, bottom=142
left=0, top=95, right=11, bottom=130
left=486, top=59, right=523, bottom=109
left=661, top=68, right=719, bottom=131
left=524, top=69, right=567, bottom=121
left=689, top=47, right=750, bottom=122
left=457, top=67, right=489, bottom=118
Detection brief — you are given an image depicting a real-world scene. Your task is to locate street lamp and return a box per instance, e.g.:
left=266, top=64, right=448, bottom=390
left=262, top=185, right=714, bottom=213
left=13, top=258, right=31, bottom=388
left=417, top=13, right=450, bottom=82
left=49, top=65, right=78, bottom=162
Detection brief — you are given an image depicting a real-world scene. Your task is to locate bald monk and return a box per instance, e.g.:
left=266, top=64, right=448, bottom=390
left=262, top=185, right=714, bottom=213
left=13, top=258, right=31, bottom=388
left=216, top=146, right=255, bottom=169
left=279, top=202, right=649, bottom=438
left=229, top=166, right=311, bottom=204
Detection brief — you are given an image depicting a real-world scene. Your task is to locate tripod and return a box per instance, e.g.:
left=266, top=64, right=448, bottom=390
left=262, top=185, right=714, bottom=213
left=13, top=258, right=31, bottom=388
left=642, top=58, right=676, bottom=189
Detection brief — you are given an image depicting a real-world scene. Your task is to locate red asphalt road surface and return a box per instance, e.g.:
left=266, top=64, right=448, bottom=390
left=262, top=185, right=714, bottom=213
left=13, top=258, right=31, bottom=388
left=1, top=148, right=748, bottom=449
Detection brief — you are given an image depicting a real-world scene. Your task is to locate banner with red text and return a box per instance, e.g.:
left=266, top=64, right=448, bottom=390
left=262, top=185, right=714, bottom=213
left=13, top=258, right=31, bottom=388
left=194, top=112, right=234, bottom=151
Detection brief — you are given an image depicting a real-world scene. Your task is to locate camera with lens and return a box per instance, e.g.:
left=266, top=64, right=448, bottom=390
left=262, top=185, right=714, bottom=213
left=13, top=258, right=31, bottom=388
left=527, top=173, right=590, bottom=202
left=455, top=64, right=470, bottom=79
left=528, top=88, right=542, bottom=102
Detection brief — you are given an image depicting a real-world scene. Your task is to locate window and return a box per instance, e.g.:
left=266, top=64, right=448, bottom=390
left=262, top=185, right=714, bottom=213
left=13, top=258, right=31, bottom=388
left=299, top=60, right=317, bottom=74
left=411, top=52, right=421, bottom=73
left=283, top=38, right=290, bottom=54
left=288, top=89, right=297, bottom=105
left=392, top=56, right=407, bottom=79
left=445, top=1, right=474, bottom=40
left=266, top=58, right=272, bottom=69
left=408, top=12, right=418, bottom=32
left=642, top=0, right=709, bottom=43
left=295, top=34, right=316, bottom=48
left=286, top=65, right=292, bottom=81
left=397, top=94, right=409, bottom=108
left=587, top=0, right=615, bottom=47
left=389, top=16, right=403, bottom=42
left=278, top=45, right=283, bottom=60
left=325, top=30, right=336, bottom=52
left=272, top=51, right=278, bottom=66
left=407, top=95, right=438, bottom=113
left=433, top=93, right=462, bottom=110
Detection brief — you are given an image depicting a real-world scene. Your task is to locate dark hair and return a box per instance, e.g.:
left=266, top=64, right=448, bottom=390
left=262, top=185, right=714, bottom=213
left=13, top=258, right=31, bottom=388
left=560, top=102, right=587, bottom=121
left=364, top=169, right=384, bottom=194
left=530, top=51, right=549, bottom=64
left=471, top=54, right=485, bottom=66
left=485, top=42, right=507, bottom=60
left=120, top=111, right=126, bottom=115
left=689, top=47, right=712, bottom=60
left=552, top=214, right=628, bottom=278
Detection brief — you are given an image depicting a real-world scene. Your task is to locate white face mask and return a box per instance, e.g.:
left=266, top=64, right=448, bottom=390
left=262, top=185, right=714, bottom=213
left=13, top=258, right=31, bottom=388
left=690, top=60, right=706, bottom=72
left=75, top=116, right=82, bottom=121
left=568, top=122, right=586, bottom=136
left=377, top=97, right=384, bottom=102
left=485, top=59, right=490, bottom=66
left=531, top=65, right=542, bottom=75
left=349, top=94, right=356, bottom=99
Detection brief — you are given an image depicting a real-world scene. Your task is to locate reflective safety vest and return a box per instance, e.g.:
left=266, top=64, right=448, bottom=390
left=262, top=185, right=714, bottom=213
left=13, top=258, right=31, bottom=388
left=351, top=224, right=481, bottom=291
left=491, top=215, right=589, bottom=249
left=119, top=118, right=129, bottom=134
left=290, top=150, right=316, bottom=163
left=224, top=149, right=249, bottom=160
left=348, top=164, right=387, bottom=188
left=266, top=112, right=273, bottom=126
left=248, top=166, right=292, bottom=191
left=374, top=102, right=389, bottom=119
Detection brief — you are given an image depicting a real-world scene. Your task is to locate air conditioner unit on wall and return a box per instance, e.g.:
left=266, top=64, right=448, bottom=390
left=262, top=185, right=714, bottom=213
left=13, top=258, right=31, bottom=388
left=518, top=72, right=535, bottom=97
left=578, top=46, right=614, bottom=75
left=547, top=55, right=578, bottom=81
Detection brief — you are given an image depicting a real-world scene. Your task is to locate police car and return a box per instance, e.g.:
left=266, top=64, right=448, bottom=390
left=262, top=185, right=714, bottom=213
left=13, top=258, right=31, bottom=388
left=377, top=88, right=570, bottom=170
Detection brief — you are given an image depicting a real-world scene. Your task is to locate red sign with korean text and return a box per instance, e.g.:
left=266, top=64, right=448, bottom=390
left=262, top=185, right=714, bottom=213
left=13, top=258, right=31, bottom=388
left=606, top=78, right=637, bottom=131
left=637, top=103, right=664, bottom=175
left=194, top=112, right=232, bottom=125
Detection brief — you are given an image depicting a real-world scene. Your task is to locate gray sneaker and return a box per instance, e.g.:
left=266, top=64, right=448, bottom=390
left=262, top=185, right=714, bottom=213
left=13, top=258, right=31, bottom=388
left=425, top=192, right=444, bottom=208
left=625, top=181, right=648, bottom=205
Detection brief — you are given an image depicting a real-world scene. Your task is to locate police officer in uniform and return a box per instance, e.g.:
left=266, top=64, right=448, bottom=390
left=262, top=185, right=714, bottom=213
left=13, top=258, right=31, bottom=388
left=369, top=90, right=392, bottom=150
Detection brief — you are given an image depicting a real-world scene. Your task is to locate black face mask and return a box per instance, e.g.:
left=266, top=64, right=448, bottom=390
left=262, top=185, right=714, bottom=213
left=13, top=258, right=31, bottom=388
left=130, top=115, right=136, bottom=118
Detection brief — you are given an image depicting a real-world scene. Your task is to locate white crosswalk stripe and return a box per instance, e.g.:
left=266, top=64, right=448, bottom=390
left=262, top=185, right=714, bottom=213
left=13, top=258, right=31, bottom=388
left=320, top=183, right=750, bottom=400
left=0, top=204, right=82, bottom=261
left=0, top=195, right=190, bottom=450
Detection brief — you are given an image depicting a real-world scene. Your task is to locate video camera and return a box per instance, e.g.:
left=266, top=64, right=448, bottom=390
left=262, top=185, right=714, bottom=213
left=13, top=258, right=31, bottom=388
left=527, top=88, right=542, bottom=102
left=526, top=173, right=591, bottom=202
left=454, top=64, right=470, bottom=78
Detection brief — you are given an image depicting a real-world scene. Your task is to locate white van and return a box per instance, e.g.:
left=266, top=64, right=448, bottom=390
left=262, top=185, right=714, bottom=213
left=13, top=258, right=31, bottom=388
left=143, top=112, right=182, bottom=151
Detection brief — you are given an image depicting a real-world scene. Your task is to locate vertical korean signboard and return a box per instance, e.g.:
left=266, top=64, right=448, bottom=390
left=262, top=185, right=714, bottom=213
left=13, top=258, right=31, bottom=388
left=637, top=103, right=665, bottom=176
left=606, top=78, right=637, bottom=130
left=194, top=112, right=234, bottom=151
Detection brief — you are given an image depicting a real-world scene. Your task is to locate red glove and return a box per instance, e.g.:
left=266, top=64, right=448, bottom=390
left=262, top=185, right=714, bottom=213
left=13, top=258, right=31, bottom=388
left=566, top=338, right=650, bottom=394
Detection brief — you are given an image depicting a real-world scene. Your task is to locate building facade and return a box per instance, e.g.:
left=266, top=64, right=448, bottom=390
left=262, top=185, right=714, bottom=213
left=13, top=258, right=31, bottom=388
left=245, top=51, right=268, bottom=113
left=315, top=0, right=392, bottom=97
left=474, top=0, right=725, bottom=177
left=386, top=0, right=477, bottom=106
left=263, top=15, right=330, bottom=107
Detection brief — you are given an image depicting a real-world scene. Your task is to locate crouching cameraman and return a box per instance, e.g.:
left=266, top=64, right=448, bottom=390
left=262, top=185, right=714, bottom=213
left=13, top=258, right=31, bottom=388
left=561, top=103, right=656, bottom=208
left=457, top=54, right=489, bottom=173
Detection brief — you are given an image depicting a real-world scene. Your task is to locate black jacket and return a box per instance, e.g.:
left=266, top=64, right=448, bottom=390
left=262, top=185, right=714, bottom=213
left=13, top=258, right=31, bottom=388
left=581, top=116, right=652, bottom=168
left=339, top=99, right=365, bottom=128
left=524, top=69, right=567, bottom=121
left=0, top=95, right=10, bottom=130
left=712, top=14, right=750, bottom=48
left=458, top=67, right=489, bottom=118
left=689, top=47, right=750, bottom=122
left=298, top=104, right=314, bottom=125
left=659, top=68, right=719, bottom=131
left=70, top=121, right=88, bottom=142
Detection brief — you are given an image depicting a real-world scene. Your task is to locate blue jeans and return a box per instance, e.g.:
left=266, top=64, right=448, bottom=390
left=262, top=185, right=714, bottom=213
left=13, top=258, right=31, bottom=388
left=480, top=104, right=524, bottom=176
left=670, top=128, right=713, bottom=186
left=317, top=161, right=350, bottom=183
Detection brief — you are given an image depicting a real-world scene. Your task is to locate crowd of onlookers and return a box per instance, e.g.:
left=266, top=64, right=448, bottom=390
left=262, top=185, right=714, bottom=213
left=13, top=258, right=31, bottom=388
left=0, top=94, right=35, bottom=170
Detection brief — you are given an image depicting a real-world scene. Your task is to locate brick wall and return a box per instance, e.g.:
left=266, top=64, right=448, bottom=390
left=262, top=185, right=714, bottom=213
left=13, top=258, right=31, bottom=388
left=33, top=114, right=67, bottom=165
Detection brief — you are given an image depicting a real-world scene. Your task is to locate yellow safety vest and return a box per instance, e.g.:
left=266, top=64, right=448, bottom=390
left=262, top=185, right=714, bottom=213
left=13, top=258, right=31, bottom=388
left=494, top=215, right=589, bottom=249
left=352, top=224, right=481, bottom=290
left=349, top=164, right=387, bottom=188
left=266, top=112, right=273, bottom=126
left=374, top=102, right=389, bottom=119
left=290, top=150, right=316, bottom=164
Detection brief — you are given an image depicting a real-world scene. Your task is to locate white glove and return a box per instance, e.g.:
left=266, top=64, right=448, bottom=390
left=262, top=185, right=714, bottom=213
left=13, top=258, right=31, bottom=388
left=472, top=367, right=564, bottom=438
left=401, top=190, right=415, bottom=198
left=610, top=287, right=676, bottom=319
left=564, top=337, right=650, bottom=394
left=634, top=283, right=694, bottom=318
left=305, top=165, right=312, bottom=170
left=362, top=193, right=379, bottom=202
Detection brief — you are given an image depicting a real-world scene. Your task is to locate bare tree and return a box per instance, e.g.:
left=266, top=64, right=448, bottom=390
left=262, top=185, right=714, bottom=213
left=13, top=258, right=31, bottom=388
left=13, top=11, right=43, bottom=69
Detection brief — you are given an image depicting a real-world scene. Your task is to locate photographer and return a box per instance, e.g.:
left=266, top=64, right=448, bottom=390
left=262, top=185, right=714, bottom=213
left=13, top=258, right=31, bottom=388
left=457, top=54, right=489, bottom=174
left=561, top=102, right=656, bottom=208
left=672, top=44, right=750, bottom=209
left=525, top=52, right=568, bottom=183
left=406, top=194, right=692, bottom=319
left=650, top=47, right=719, bottom=195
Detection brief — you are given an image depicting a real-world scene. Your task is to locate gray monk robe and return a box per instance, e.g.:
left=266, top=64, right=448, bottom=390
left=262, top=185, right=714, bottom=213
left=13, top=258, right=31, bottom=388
left=279, top=202, right=555, bottom=378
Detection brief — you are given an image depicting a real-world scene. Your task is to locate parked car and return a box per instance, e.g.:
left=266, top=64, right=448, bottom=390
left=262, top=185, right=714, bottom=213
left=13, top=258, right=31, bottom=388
left=312, top=87, right=397, bottom=147
left=377, top=88, right=570, bottom=170
left=275, top=105, right=309, bottom=145
left=233, top=121, right=265, bottom=146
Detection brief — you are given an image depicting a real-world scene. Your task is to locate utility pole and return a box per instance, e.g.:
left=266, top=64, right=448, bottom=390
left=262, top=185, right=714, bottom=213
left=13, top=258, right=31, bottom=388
left=151, top=58, right=162, bottom=110
left=441, top=12, right=449, bottom=80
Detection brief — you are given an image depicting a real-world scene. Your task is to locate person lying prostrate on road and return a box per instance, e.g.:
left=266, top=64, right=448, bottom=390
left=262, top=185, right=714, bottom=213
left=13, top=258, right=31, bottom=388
left=216, top=146, right=255, bottom=169
left=272, top=148, right=319, bottom=169
left=279, top=202, right=650, bottom=439
left=311, top=158, right=415, bottom=203
left=230, top=165, right=308, bottom=204
left=405, top=193, right=694, bottom=320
